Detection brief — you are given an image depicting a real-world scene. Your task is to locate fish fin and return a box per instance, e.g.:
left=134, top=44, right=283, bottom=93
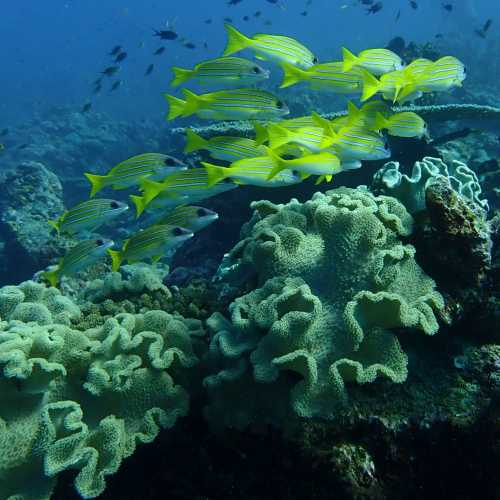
left=202, top=162, right=228, bottom=187
left=141, top=179, right=166, bottom=205
left=263, top=147, right=286, bottom=180
left=279, top=62, right=308, bottom=89
left=311, top=112, right=336, bottom=138
left=315, top=175, right=326, bottom=185
left=84, top=173, right=107, bottom=197
left=164, top=94, right=186, bottom=120
left=184, top=129, right=208, bottom=153
left=325, top=174, right=333, bottom=182
left=130, top=194, right=147, bottom=218
left=171, top=66, right=193, bottom=87
left=341, top=47, right=359, bottom=72
left=395, top=84, right=415, bottom=104
left=223, top=24, right=252, bottom=56
left=41, top=270, right=59, bottom=288
left=48, top=219, right=61, bottom=234
left=151, top=255, right=163, bottom=264
left=319, top=135, right=335, bottom=149
left=107, top=249, right=123, bottom=272
left=373, top=112, right=389, bottom=131
left=267, top=124, right=292, bottom=150
left=181, top=89, right=207, bottom=117
left=253, top=123, right=269, bottom=145
left=360, top=69, right=381, bottom=102
left=346, top=100, right=361, bottom=126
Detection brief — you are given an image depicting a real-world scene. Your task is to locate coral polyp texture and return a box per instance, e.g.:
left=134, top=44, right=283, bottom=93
left=0, top=281, right=204, bottom=500
left=205, top=188, right=446, bottom=428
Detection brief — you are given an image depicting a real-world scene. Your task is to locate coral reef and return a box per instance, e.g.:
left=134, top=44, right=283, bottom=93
left=0, top=161, right=69, bottom=285
left=204, top=187, right=446, bottom=428
left=0, top=280, right=203, bottom=500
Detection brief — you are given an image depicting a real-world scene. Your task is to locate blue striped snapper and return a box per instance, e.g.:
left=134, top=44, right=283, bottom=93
left=84, top=153, right=187, bottom=197
left=171, top=57, right=269, bottom=88
left=41, top=238, right=114, bottom=287
left=184, top=129, right=266, bottom=161
left=267, top=124, right=334, bottom=152
left=280, top=61, right=364, bottom=94
left=108, top=225, right=193, bottom=271
left=166, top=88, right=289, bottom=121
left=49, top=198, right=128, bottom=235
left=342, top=47, right=404, bottom=76
left=154, top=205, right=218, bottom=232
left=372, top=112, right=428, bottom=139
left=223, top=24, right=317, bottom=69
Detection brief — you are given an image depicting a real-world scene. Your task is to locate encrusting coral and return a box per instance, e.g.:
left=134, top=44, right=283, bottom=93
left=204, top=187, right=446, bottom=428
left=0, top=280, right=204, bottom=500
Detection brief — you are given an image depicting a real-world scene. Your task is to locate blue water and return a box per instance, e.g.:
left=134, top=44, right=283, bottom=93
left=1, top=0, right=497, bottom=125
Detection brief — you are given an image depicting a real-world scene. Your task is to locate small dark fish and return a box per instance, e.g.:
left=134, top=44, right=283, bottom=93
left=110, top=80, right=122, bottom=91
left=387, top=36, right=405, bottom=55
left=18, top=144, right=29, bottom=150
left=223, top=17, right=233, bottom=23
left=360, top=0, right=374, bottom=4
left=184, top=42, right=196, bottom=49
left=264, top=20, right=273, bottom=26
left=442, top=3, right=452, bottom=12
left=93, top=84, right=102, bottom=94
left=109, top=45, right=122, bottom=56
left=102, top=66, right=119, bottom=77
left=228, top=0, right=243, bottom=4
left=435, top=33, right=443, bottom=39
left=93, top=77, right=103, bottom=85
left=154, top=47, right=165, bottom=55
left=483, top=18, right=493, bottom=32
left=474, top=19, right=492, bottom=39
left=300, top=11, right=308, bottom=16
left=395, top=8, right=401, bottom=21
left=409, top=0, right=417, bottom=9
left=366, top=2, right=383, bottom=14
left=203, top=42, right=208, bottom=49
left=0, top=129, right=8, bottom=137
left=153, top=29, right=178, bottom=40
left=205, top=18, right=212, bottom=24
left=243, top=15, right=250, bottom=21
left=266, top=0, right=278, bottom=3
left=82, top=102, right=92, bottom=113
left=115, top=51, right=127, bottom=63
left=145, top=64, right=154, bottom=76
left=254, top=10, right=262, bottom=17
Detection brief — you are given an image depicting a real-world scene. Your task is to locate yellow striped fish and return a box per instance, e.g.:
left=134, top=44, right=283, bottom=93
left=49, top=198, right=129, bottom=235
left=360, top=69, right=419, bottom=103
left=184, top=129, right=266, bottom=161
left=223, top=24, right=317, bottom=69
left=341, top=47, right=404, bottom=75
left=108, top=225, right=193, bottom=271
left=411, top=56, right=466, bottom=92
left=171, top=57, right=270, bottom=87
left=134, top=168, right=238, bottom=217
left=280, top=61, right=364, bottom=93
left=84, top=153, right=187, bottom=197
left=372, top=112, right=428, bottom=139
left=41, top=238, right=114, bottom=287
left=254, top=115, right=317, bottom=144
left=202, top=157, right=302, bottom=188
left=166, top=88, right=289, bottom=121
left=154, top=206, right=218, bottom=232
left=267, top=124, right=334, bottom=152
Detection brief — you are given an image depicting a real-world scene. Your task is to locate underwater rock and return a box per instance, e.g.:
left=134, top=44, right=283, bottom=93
left=0, top=279, right=203, bottom=500
left=204, top=187, right=446, bottom=428
left=0, top=161, right=68, bottom=285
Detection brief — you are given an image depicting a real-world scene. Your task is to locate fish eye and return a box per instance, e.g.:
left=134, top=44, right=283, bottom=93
left=164, top=157, right=176, bottom=166
left=197, top=208, right=208, bottom=216
left=292, top=170, right=299, bottom=176
left=463, top=66, right=467, bottom=75
left=312, top=57, right=318, bottom=64
left=253, top=66, right=261, bottom=73
left=173, top=227, right=184, bottom=236
left=276, top=100, right=283, bottom=109
left=223, top=177, right=232, bottom=184
left=96, top=239, right=104, bottom=246
left=110, top=201, right=119, bottom=209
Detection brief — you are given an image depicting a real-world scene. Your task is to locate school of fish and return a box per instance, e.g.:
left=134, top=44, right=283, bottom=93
left=42, top=24, right=465, bottom=286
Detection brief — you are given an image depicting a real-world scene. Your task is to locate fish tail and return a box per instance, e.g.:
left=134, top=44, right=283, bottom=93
left=171, top=66, right=193, bottom=87
left=360, top=69, right=381, bottom=102
left=311, top=112, right=336, bottom=138
left=84, top=173, right=107, bottom=197
left=267, top=124, right=292, bottom=150
left=47, top=219, right=61, bottom=234
left=184, top=129, right=208, bottom=153
left=341, top=47, right=359, bottom=72
left=164, top=94, right=187, bottom=120
left=253, top=123, right=269, bottom=145
left=346, top=100, right=361, bottom=125
left=395, top=84, right=415, bottom=104
left=279, top=62, right=308, bottom=89
left=264, top=147, right=286, bottom=180
left=181, top=89, right=205, bottom=117
left=223, top=24, right=251, bottom=56
left=107, top=249, right=123, bottom=272
left=373, top=112, right=389, bottom=131
left=141, top=179, right=165, bottom=205
left=202, top=162, right=227, bottom=187
left=41, top=270, right=59, bottom=288
left=130, top=194, right=147, bottom=218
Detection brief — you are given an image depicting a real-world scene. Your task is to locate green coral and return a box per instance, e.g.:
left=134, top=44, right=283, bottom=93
left=205, top=188, right=445, bottom=427
left=0, top=281, right=204, bottom=499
